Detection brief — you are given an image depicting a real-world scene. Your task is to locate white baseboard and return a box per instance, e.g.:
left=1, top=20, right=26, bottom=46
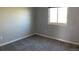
left=35, top=33, right=79, bottom=46
left=0, top=34, right=35, bottom=47
left=1, top=33, right=79, bottom=47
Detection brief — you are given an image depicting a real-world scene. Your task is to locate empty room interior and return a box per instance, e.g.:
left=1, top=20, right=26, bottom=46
left=0, top=7, right=79, bottom=51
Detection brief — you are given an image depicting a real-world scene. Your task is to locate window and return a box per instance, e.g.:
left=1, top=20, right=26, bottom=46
left=49, top=7, right=68, bottom=25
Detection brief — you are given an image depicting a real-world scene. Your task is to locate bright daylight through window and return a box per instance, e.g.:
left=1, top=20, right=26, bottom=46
left=49, top=7, right=68, bottom=25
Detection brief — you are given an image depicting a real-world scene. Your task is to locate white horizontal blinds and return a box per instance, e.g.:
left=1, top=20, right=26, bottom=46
left=58, top=8, right=68, bottom=23
left=49, top=8, right=57, bottom=23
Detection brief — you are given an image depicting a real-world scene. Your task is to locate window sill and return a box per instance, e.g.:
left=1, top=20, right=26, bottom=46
left=48, top=23, right=67, bottom=27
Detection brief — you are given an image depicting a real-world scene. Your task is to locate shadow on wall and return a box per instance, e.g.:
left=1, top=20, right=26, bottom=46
left=0, top=7, right=34, bottom=44
left=35, top=7, right=79, bottom=43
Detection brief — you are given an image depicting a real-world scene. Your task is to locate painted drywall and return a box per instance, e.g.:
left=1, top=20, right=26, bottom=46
left=35, top=7, right=79, bottom=43
left=0, top=7, right=34, bottom=44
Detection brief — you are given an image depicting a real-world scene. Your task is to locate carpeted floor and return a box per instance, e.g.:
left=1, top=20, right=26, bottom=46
left=0, top=35, right=79, bottom=51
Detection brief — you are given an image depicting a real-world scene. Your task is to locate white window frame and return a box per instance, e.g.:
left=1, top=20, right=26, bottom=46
left=48, top=7, right=68, bottom=26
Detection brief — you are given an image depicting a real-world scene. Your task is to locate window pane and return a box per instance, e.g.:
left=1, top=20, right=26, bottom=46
left=49, top=8, right=57, bottom=23
left=58, top=8, right=68, bottom=23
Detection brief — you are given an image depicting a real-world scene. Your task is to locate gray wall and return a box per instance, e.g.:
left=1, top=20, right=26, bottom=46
left=0, top=7, right=34, bottom=44
left=1, top=7, right=79, bottom=45
left=35, top=7, right=79, bottom=43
